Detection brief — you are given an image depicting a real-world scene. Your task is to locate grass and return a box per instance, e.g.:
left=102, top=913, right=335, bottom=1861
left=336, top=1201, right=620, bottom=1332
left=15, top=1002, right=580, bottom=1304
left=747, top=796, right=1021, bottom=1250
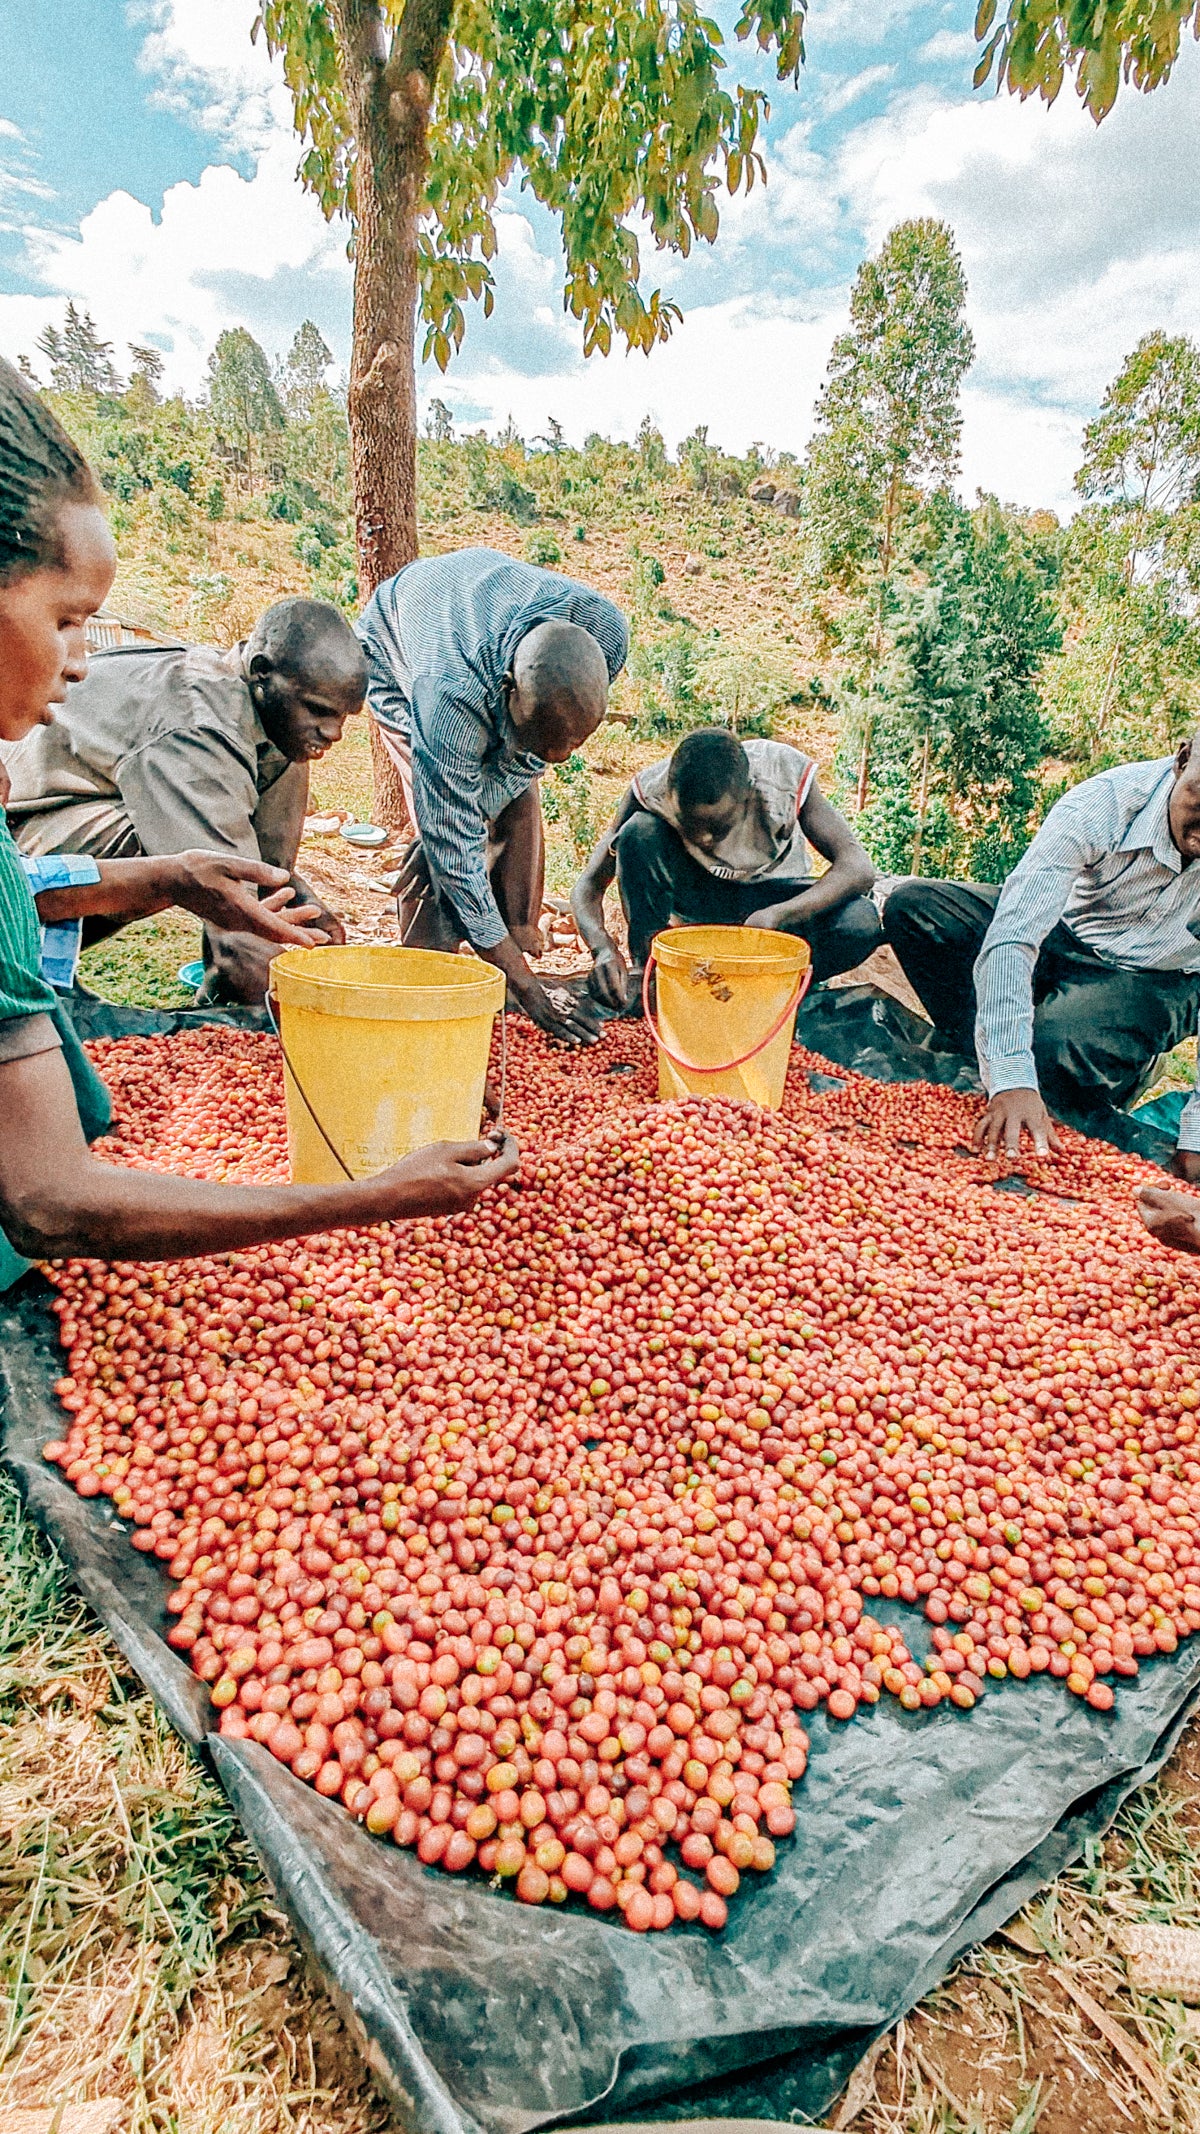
left=80, top=910, right=203, bottom=1011
left=0, top=1472, right=392, bottom=2133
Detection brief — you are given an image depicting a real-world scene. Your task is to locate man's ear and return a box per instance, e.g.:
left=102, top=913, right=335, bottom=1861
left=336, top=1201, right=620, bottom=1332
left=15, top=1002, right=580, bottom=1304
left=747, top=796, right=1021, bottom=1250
left=247, top=651, right=273, bottom=681
left=1177, top=737, right=1193, bottom=776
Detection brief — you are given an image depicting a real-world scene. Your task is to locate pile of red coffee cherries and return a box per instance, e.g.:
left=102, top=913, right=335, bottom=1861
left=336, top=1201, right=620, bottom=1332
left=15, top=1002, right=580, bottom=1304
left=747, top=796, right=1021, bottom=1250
left=40, top=1022, right=1200, bottom=1929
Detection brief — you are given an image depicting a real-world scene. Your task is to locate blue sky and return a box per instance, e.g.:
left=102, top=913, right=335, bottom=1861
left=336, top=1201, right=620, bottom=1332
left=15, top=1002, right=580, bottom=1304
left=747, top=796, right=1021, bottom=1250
left=3, top=0, right=1200, bottom=513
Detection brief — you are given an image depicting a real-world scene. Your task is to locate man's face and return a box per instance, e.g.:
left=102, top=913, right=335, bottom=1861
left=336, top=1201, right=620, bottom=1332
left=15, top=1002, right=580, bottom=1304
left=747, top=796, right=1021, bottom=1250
left=1170, top=742, right=1200, bottom=864
left=678, top=789, right=745, bottom=857
left=507, top=676, right=605, bottom=763
left=250, top=661, right=363, bottom=763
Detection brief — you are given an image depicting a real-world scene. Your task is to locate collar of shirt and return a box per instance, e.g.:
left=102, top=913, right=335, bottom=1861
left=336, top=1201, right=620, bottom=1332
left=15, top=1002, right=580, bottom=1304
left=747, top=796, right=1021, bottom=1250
left=490, top=700, right=545, bottom=779
left=1122, top=764, right=1182, bottom=874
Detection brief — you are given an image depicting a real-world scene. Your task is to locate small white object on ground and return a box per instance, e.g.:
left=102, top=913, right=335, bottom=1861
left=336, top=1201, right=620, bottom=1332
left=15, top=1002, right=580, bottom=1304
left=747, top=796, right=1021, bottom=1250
left=1117, top=1921, right=1200, bottom=2000
left=303, top=814, right=342, bottom=835
left=339, top=822, right=389, bottom=848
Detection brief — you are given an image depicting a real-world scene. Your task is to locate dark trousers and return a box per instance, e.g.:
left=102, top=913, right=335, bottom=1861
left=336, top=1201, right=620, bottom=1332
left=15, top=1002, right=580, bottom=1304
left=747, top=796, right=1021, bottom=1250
left=884, top=878, right=1200, bottom=1117
left=615, top=810, right=881, bottom=981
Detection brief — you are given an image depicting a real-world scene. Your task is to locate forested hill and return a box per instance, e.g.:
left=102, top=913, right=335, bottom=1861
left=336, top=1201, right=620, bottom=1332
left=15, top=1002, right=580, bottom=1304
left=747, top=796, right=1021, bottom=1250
left=30, top=261, right=1200, bottom=888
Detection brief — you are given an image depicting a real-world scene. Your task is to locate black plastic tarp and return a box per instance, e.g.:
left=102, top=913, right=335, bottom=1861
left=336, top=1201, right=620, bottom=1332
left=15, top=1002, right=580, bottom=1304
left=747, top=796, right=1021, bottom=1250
left=2, top=986, right=1197, bottom=2134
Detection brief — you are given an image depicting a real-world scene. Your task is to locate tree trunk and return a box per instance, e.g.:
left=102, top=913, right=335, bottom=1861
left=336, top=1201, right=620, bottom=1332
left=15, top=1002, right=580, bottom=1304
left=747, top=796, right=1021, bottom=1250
left=1095, top=634, right=1122, bottom=749
left=328, top=0, right=454, bottom=833
left=855, top=712, right=874, bottom=816
left=911, top=727, right=932, bottom=876
left=858, top=467, right=901, bottom=814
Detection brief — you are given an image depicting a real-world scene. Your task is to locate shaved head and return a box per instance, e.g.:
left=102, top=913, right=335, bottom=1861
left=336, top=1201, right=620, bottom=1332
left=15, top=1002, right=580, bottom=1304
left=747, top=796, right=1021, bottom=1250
left=509, top=618, right=609, bottom=760
left=248, top=596, right=366, bottom=695
left=1171, top=732, right=1200, bottom=865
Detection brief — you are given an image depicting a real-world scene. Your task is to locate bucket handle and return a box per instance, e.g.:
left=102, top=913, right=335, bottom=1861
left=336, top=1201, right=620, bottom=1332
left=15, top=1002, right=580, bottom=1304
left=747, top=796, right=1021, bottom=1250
left=641, top=945, right=811, bottom=1078
left=264, top=984, right=509, bottom=1180
left=264, top=988, right=355, bottom=1180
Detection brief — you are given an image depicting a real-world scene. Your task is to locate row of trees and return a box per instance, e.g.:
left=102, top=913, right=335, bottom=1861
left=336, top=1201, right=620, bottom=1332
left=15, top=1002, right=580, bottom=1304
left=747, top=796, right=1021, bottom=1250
left=21, top=214, right=1200, bottom=883
left=793, top=213, right=1200, bottom=882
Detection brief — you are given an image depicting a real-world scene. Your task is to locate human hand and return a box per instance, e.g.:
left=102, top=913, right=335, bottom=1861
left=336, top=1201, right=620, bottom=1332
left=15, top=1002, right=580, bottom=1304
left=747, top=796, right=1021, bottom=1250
left=170, top=854, right=332, bottom=945
left=374, top=1132, right=520, bottom=1217
left=523, top=977, right=602, bottom=1048
left=973, top=1088, right=1062, bottom=1160
left=588, top=938, right=632, bottom=1010
left=742, top=902, right=791, bottom=932
left=1137, top=1183, right=1200, bottom=1254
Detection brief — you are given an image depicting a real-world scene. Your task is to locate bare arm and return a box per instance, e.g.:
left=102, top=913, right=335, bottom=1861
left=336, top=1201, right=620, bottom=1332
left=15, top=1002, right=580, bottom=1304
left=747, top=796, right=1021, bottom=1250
left=32, top=852, right=331, bottom=948
left=745, top=779, right=875, bottom=931
left=572, top=789, right=639, bottom=1008
left=572, top=788, right=638, bottom=951
left=0, top=1047, right=518, bottom=1263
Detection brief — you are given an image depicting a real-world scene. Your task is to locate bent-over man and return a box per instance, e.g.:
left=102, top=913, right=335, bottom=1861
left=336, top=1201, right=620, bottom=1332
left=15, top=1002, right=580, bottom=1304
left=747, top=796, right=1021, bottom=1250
left=573, top=727, right=880, bottom=1009
left=357, top=546, right=628, bottom=1045
left=2, top=596, right=366, bottom=1003
left=884, top=741, right=1200, bottom=1168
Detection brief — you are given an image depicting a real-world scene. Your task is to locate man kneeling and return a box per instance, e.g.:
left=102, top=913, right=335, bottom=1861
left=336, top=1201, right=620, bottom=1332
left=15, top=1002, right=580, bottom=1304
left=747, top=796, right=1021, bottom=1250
left=573, top=728, right=880, bottom=1007
left=2, top=597, right=365, bottom=1003
left=882, top=741, right=1200, bottom=1169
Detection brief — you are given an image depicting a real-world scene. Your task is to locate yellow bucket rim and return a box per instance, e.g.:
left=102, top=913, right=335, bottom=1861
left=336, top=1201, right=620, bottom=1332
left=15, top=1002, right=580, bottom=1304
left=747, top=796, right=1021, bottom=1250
left=652, top=924, right=810, bottom=973
left=271, top=944, right=505, bottom=1019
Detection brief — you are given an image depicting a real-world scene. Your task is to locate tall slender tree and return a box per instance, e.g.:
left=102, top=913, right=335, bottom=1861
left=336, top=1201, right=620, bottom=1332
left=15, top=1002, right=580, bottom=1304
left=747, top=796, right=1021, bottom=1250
left=254, top=0, right=806, bottom=822
left=285, top=320, right=336, bottom=418
left=206, top=329, right=285, bottom=487
left=1075, top=332, right=1200, bottom=740
left=804, top=219, right=974, bottom=808
left=36, top=303, right=122, bottom=396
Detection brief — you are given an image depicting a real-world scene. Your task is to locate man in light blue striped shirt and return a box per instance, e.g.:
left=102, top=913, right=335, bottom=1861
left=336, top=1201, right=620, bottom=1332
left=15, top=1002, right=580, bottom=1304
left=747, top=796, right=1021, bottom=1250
left=358, top=548, right=628, bottom=1045
left=884, top=747, right=1200, bottom=1166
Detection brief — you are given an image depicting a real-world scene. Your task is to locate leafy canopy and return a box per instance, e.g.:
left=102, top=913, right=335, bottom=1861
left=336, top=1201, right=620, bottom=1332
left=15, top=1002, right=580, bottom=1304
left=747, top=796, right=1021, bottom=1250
left=256, top=0, right=806, bottom=368
left=1077, top=331, right=1200, bottom=521
left=206, top=328, right=285, bottom=451
left=36, top=302, right=122, bottom=397
left=974, top=0, right=1200, bottom=122
left=804, top=219, right=974, bottom=584
left=853, top=496, right=1059, bottom=879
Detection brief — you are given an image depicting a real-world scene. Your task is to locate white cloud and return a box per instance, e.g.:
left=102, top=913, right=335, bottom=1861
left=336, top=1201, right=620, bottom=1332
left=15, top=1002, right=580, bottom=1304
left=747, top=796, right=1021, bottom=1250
left=432, top=293, right=845, bottom=461
left=918, top=30, right=979, bottom=64
left=822, top=65, right=895, bottom=116
left=132, top=0, right=279, bottom=151
left=0, top=136, right=349, bottom=391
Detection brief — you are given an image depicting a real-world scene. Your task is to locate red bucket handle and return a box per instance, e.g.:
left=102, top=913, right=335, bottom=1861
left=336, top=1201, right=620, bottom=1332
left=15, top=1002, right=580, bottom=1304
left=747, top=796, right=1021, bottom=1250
left=642, top=945, right=812, bottom=1077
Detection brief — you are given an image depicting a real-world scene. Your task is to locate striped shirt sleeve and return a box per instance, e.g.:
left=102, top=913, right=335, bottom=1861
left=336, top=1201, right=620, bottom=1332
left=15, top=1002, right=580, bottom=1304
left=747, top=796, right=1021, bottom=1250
left=973, top=786, right=1116, bottom=1098
left=22, top=854, right=102, bottom=989
left=409, top=684, right=508, bottom=950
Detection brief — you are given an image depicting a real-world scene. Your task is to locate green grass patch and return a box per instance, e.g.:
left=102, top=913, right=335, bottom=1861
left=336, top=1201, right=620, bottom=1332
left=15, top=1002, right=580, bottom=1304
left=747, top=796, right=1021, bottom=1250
left=79, top=909, right=203, bottom=1010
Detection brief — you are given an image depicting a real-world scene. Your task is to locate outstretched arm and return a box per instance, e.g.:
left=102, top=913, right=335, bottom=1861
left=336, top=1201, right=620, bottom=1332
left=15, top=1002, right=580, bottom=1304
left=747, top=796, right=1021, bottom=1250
left=572, top=787, right=639, bottom=1007
left=0, top=1046, right=519, bottom=1264
left=745, top=778, right=875, bottom=930
left=32, top=852, right=331, bottom=947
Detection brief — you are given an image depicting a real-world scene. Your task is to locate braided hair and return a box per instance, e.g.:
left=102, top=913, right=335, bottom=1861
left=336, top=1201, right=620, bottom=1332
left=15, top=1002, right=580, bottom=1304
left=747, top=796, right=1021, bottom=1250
left=0, top=357, right=100, bottom=587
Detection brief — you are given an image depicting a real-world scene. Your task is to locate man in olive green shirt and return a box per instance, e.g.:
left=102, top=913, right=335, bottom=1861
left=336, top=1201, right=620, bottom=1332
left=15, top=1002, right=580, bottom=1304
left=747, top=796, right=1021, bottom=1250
left=2, top=597, right=366, bottom=1003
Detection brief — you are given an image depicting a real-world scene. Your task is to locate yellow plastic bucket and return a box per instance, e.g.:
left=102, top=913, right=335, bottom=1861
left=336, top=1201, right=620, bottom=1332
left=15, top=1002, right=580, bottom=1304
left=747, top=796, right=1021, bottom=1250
left=270, top=945, right=504, bottom=1183
left=646, top=925, right=810, bottom=1109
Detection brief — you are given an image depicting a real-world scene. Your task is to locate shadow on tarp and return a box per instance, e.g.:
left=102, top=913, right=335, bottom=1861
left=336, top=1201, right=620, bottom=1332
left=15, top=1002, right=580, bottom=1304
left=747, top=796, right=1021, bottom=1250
left=2, top=987, right=1197, bottom=2134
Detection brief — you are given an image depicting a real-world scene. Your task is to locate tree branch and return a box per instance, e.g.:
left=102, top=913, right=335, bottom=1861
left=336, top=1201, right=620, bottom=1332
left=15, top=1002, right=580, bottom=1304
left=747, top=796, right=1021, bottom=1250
left=384, top=0, right=455, bottom=153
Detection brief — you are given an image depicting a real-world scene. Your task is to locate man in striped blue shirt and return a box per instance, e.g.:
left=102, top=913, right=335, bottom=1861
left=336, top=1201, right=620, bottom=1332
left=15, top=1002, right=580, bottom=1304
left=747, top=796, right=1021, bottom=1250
left=358, top=548, right=628, bottom=1045
left=883, top=747, right=1200, bottom=1167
